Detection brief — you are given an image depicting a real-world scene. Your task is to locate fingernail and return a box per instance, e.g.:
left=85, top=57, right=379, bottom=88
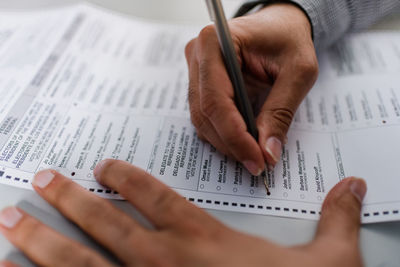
left=33, top=170, right=55, bottom=188
left=0, top=207, right=23, bottom=229
left=265, top=137, right=282, bottom=166
left=350, top=178, right=367, bottom=203
left=243, top=160, right=262, bottom=176
left=94, top=159, right=109, bottom=179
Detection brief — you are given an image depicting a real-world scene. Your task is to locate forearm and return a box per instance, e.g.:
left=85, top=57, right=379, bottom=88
left=291, top=0, right=400, bottom=49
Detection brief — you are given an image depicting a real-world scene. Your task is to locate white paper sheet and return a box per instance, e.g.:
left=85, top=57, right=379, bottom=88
left=0, top=4, right=399, bottom=223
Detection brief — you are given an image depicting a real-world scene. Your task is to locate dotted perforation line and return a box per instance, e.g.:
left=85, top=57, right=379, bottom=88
left=183, top=197, right=400, bottom=218
left=184, top=197, right=321, bottom=215
left=363, top=210, right=399, bottom=217
left=0, top=171, right=118, bottom=194
left=1, top=171, right=399, bottom=217
left=88, top=187, right=119, bottom=195
left=0, top=171, right=30, bottom=184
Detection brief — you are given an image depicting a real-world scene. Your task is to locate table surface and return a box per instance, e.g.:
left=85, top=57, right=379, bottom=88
left=0, top=1, right=399, bottom=266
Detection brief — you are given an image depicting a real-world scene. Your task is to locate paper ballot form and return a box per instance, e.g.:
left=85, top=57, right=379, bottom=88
left=0, top=4, right=399, bottom=224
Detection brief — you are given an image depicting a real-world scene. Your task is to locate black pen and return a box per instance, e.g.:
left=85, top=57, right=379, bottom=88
left=205, top=0, right=270, bottom=195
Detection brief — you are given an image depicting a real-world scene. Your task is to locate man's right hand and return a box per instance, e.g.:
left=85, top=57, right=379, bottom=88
left=185, top=3, right=319, bottom=175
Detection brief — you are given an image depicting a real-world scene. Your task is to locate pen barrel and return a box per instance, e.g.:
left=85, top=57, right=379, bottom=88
left=208, top=0, right=259, bottom=140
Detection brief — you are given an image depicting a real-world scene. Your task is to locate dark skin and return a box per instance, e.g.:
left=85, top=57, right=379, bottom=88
left=0, top=159, right=366, bottom=267
left=185, top=3, right=318, bottom=175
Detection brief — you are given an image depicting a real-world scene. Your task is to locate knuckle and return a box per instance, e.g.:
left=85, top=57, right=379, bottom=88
left=15, top=218, right=41, bottom=245
left=272, top=108, right=294, bottom=128
left=187, top=77, right=198, bottom=107
left=52, top=179, right=77, bottom=205
left=195, top=61, right=222, bottom=121
left=294, top=57, right=319, bottom=83
left=190, top=111, right=208, bottom=135
left=198, top=58, right=214, bottom=88
left=152, top=190, right=186, bottom=224
left=187, top=84, right=200, bottom=118
left=259, top=108, right=294, bottom=132
left=187, top=81, right=197, bottom=104
left=184, top=39, right=196, bottom=59
left=153, top=189, right=179, bottom=212
left=189, top=109, right=202, bottom=128
left=198, top=25, right=216, bottom=44
left=200, top=94, right=218, bottom=119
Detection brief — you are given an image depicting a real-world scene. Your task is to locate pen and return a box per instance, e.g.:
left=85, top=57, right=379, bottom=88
left=205, top=0, right=270, bottom=195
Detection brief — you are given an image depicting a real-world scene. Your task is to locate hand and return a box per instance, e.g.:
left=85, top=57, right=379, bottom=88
left=0, top=160, right=366, bottom=267
left=185, top=3, right=318, bottom=175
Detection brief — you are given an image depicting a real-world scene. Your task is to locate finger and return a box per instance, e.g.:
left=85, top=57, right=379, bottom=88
left=196, top=25, right=265, bottom=175
left=0, top=207, right=114, bottom=267
left=32, top=170, right=148, bottom=262
left=94, top=159, right=222, bottom=232
left=184, top=38, right=196, bottom=66
left=0, top=261, right=19, bottom=267
left=188, top=53, right=233, bottom=157
left=257, top=52, right=318, bottom=167
left=315, top=177, right=367, bottom=246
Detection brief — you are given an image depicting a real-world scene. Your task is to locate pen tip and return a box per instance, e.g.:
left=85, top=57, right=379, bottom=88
left=262, top=173, right=271, bottom=196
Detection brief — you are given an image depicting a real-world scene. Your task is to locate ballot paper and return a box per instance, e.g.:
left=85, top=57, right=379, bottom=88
left=0, top=4, right=399, bottom=224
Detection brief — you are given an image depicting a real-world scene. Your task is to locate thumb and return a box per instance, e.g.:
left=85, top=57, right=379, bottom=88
left=257, top=67, right=316, bottom=167
left=315, top=177, right=367, bottom=245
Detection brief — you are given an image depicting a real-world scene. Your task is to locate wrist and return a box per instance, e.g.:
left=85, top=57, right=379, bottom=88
left=256, top=2, right=313, bottom=42
left=236, top=1, right=314, bottom=41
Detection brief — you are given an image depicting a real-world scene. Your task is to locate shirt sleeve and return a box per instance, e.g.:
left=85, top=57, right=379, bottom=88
left=289, top=0, right=400, bottom=50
